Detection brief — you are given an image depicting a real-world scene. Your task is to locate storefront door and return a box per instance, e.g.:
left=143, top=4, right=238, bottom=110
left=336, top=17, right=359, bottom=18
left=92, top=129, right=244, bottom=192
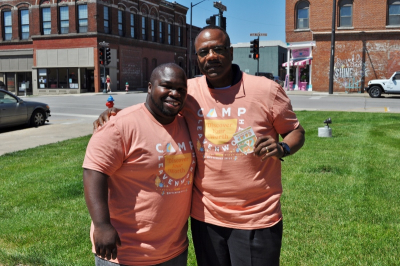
left=6, top=73, right=16, bottom=93
left=17, top=72, right=33, bottom=96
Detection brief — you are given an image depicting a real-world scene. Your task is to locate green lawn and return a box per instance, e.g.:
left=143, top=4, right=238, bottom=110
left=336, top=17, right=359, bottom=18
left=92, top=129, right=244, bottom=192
left=1, top=111, right=399, bottom=266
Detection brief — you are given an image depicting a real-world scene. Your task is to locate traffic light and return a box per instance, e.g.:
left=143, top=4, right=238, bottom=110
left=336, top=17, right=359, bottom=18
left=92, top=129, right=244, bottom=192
left=220, top=16, right=226, bottom=30
left=250, top=39, right=259, bottom=60
left=206, top=15, right=216, bottom=26
left=99, top=47, right=104, bottom=65
left=105, top=47, right=111, bottom=65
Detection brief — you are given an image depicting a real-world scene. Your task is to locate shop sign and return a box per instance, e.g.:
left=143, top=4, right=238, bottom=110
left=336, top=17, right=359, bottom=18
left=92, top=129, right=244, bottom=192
left=292, top=48, right=311, bottom=59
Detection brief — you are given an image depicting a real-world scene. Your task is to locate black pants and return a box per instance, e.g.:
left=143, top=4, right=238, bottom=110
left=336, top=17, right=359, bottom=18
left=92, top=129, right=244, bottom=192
left=191, top=218, right=283, bottom=266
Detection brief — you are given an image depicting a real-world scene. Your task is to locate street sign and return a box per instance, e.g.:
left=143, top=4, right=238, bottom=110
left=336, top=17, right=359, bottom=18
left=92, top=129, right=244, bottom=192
left=250, top=33, right=267, bottom=36
left=99, top=41, right=109, bottom=46
left=213, top=1, right=227, bottom=11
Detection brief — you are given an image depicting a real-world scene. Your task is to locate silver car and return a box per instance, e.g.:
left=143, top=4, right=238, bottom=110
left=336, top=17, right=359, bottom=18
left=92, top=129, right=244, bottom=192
left=0, top=89, right=51, bottom=128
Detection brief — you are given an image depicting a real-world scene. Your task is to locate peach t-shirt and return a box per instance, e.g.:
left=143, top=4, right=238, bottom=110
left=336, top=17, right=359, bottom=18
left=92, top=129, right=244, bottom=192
left=183, top=72, right=299, bottom=230
left=83, top=103, right=196, bottom=265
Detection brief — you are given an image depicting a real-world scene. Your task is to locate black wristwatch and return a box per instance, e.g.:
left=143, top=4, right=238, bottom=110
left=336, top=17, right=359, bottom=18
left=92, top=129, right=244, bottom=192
left=279, top=142, right=291, bottom=158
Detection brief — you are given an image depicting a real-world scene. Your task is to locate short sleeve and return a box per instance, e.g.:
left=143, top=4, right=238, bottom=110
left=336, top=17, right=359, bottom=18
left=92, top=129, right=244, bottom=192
left=83, top=122, right=125, bottom=176
left=271, top=85, right=300, bottom=135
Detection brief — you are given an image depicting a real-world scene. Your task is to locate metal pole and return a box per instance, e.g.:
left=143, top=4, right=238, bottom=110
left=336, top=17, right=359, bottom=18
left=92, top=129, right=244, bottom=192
left=189, top=2, right=193, bottom=78
left=257, top=36, right=260, bottom=75
left=328, top=0, right=337, bottom=94
left=103, top=65, right=106, bottom=92
left=189, top=0, right=207, bottom=79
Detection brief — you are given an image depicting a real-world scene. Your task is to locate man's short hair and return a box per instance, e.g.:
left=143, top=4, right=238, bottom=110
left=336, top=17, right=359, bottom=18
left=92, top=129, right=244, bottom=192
left=194, top=25, right=231, bottom=47
left=149, top=63, right=186, bottom=85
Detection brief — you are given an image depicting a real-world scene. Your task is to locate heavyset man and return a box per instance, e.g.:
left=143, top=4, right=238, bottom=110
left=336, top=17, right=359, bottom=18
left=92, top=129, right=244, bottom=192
left=94, top=26, right=305, bottom=266
left=83, top=63, right=195, bottom=266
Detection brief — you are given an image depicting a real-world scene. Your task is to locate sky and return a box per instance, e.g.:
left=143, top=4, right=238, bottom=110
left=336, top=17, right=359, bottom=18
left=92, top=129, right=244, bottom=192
left=176, top=0, right=286, bottom=44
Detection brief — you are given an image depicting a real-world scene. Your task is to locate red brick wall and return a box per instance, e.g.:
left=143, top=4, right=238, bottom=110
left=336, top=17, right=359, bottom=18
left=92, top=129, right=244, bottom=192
left=0, top=0, right=189, bottom=94
left=286, top=0, right=400, bottom=92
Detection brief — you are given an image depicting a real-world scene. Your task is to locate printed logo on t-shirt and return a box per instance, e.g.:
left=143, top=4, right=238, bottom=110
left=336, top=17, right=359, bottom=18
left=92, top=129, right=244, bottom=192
left=154, top=141, right=195, bottom=196
left=195, top=107, right=252, bottom=161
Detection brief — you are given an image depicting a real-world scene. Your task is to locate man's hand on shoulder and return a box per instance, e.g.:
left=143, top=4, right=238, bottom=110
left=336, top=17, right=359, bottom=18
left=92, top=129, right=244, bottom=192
left=93, top=223, right=121, bottom=260
left=93, top=107, right=122, bottom=132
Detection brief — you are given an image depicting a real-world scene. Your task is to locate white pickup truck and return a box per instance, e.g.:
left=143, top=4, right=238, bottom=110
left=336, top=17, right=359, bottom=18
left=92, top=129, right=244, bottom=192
left=364, top=72, right=400, bottom=98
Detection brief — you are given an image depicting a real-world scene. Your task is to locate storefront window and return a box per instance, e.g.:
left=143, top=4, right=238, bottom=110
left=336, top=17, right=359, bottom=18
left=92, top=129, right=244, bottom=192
left=69, top=68, right=78, bottom=88
left=38, top=69, right=47, bottom=88
left=38, top=68, right=80, bottom=89
left=58, top=68, right=68, bottom=88
left=48, top=69, right=57, bottom=88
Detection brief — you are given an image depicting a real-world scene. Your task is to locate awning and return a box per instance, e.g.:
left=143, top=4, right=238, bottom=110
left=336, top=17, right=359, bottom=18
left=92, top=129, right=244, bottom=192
left=282, top=58, right=312, bottom=67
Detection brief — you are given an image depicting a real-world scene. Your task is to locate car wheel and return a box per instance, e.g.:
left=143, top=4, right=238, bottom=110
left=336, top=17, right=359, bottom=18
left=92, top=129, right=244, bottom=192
left=30, top=110, right=46, bottom=127
left=368, top=86, right=382, bottom=98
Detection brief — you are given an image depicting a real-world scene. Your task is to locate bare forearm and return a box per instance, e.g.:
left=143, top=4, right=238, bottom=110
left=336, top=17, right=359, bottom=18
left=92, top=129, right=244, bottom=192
left=281, top=124, right=305, bottom=155
left=83, top=169, right=111, bottom=227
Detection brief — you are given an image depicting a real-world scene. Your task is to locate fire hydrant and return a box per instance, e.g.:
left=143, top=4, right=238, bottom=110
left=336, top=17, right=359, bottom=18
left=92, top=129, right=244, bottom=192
left=106, top=95, right=114, bottom=108
left=125, top=82, right=129, bottom=92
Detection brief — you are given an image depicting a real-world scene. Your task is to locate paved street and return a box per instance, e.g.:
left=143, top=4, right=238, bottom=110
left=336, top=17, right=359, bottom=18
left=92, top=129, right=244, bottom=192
left=1, top=90, right=399, bottom=156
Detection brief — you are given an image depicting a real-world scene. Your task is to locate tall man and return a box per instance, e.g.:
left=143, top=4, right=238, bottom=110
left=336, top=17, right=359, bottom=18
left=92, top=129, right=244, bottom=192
left=83, top=63, right=196, bottom=266
left=95, top=26, right=305, bottom=266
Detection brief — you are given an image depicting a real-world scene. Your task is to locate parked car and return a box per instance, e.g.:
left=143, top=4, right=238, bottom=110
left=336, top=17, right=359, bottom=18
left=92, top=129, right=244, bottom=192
left=273, top=76, right=285, bottom=87
left=255, top=72, right=274, bottom=80
left=364, top=71, right=400, bottom=98
left=0, top=89, right=51, bottom=128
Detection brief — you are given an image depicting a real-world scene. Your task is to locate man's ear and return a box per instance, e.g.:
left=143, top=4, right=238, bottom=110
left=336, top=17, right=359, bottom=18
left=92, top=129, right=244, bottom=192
left=148, top=82, right=152, bottom=93
left=229, top=46, right=233, bottom=62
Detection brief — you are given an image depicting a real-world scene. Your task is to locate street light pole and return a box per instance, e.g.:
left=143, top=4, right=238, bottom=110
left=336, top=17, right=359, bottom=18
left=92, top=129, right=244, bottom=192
left=189, top=0, right=207, bottom=78
left=328, top=0, right=337, bottom=94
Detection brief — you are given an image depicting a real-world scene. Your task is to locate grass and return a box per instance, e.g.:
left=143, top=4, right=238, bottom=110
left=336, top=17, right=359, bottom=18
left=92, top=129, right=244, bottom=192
left=0, top=111, right=399, bottom=265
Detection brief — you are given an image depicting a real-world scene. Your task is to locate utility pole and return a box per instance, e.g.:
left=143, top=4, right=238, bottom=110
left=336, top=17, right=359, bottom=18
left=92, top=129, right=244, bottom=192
left=189, top=0, right=207, bottom=78
left=328, top=0, right=337, bottom=94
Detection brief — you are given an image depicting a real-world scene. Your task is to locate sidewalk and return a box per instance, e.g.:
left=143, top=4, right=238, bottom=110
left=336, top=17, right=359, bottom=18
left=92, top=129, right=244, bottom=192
left=285, top=90, right=369, bottom=97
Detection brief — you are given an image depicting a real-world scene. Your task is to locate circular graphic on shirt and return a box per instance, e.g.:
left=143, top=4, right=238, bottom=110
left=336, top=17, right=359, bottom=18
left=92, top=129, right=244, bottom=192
left=164, top=153, right=192, bottom=180
left=204, top=119, right=237, bottom=145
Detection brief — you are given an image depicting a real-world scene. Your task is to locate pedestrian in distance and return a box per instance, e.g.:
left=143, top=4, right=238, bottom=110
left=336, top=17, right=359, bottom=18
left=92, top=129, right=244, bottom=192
left=106, top=75, right=111, bottom=92
left=94, top=26, right=306, bottom=266
left=83, top=63, right=195, bottom=266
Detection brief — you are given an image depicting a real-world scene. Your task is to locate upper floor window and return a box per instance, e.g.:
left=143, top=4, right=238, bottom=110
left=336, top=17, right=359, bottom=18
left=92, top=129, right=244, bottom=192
left=20, top=9, right=29, bottom=40
left=78, top=4, right=88, bottom=33
left=388, top=0, right=400, bottom=25
left=118, top=10, right=124, bottom=36
left=159, top=21, right=164, bottom=43
left=339, top=0, right=353, bottom=27
left=296, top=1, right=309, bottom=29
left=151, top=19, right=156, bottom=42
left=130, top=14, right=135, bottom=38
left=168, top=23, right=172, bottom=45
left=104, top=6, right=110, bottom=34
left=59, top=6, right=69, bottom=34
left=3, top=10, right=12, bottom=40
left=178, top=26, right=182, bottom=46
left=42, top=7, right=51, bottom=35
left=142, top=17, right=147, bottom=40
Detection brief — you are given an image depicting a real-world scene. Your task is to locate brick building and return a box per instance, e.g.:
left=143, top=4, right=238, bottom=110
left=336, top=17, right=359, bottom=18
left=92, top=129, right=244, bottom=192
left=286, top=0, right=400, bottom=92
left=0, top=0, right=196, bottom=95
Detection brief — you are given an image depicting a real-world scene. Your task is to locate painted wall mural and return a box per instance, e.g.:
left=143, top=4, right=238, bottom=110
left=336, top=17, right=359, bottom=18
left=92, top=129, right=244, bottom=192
left=332, top=54, right=369, bottom=88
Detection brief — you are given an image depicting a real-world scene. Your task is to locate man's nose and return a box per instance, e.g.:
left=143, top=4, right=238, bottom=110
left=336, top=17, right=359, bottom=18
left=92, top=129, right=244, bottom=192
left=205, top=49, right=218, bottom=59
left=168, top=88, right=180, bottom=97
